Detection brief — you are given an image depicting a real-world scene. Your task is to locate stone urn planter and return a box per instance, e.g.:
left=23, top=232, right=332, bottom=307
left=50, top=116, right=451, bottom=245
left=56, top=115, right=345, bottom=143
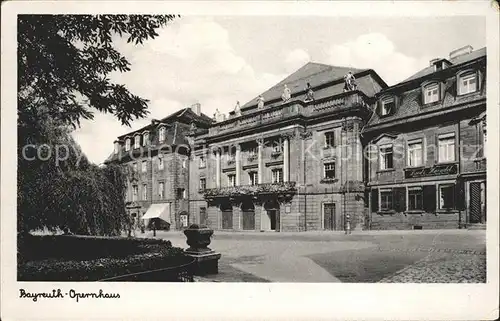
left=183, top=224, right=221, bottom=276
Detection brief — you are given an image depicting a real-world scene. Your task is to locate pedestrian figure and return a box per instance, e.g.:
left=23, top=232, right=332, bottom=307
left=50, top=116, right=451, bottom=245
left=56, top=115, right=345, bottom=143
left=345, top=213, right=351, bottom=235
left=152, top=219, right=157, bottom=237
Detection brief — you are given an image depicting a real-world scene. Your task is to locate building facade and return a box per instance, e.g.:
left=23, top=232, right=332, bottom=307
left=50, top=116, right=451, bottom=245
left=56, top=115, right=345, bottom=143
left=188, top=63, right=387, bottom=232
left=107, top=46, right=487, bottom=231
left=363, top=46, right=487, bottom=230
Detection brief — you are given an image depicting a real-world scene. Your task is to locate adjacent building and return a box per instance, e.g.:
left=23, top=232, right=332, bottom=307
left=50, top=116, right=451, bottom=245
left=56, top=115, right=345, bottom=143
left=363, top=46, right=486, bottom=229
left=107, top=45, right=487, bottom=231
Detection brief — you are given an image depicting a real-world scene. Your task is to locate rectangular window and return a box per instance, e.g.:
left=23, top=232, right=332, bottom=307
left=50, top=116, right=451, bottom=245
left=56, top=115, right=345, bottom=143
left=134, top=135, right=140, bottom=149
left=249, top=172, right=258, bottom=186
left=439, top=184, right=455, bottom=209
left=159, top=127, right=166, bottom=143
left=381, top=99, right=394, bottom=116
left=158, top=156, right=164, bottom=170
left=158, top=182, right=165, bottom=199
left=324, top=131, right=335, bottom=148
left=228, top=174, right=236, bottom=187
left=125, top=139, right=131, bottom=151
left=132, top=185, right=138, bottom=202
left=272, top=168, right=283, bottom=183
left=176, top=188, right=186, bottom=199
left=199, top=178, right=206, bottom=190
left=424, top=83, right=439, bottom=104
left=407, top=140, right=423, bottom=167
left=438, top=133, right=455, bottom=163
left=199, top=156, right=206, bottom=168
left=143, top=132, right=149, bottom=146
left=142, top=160, right=147, bottom=173
left=408, top=187, right=423, bottom=210
left=379, top=144, right=394, bottom=170
left=324, top=162, right=336, bottom=179
left=142, top=184, right=147, bottom=201
left=133, top=162, right=138, bottom=173
left=380, top=189, right=393, bottom=211
left=459, top=73, right=477, bottom=95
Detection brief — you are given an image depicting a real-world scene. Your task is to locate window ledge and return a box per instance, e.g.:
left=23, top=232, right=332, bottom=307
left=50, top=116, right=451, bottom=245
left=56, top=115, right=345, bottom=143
left=457, top=91, right=479, bottom=98
left=320, top=178, right=339, bottom=184
left=405, top=210, right=424, bottom=215
left=436, top=210, right=459, bottom=214
left=377, top=169, right=395, bottom=173
left=435, top=161, right=458, bottom=166
left=422, top=101, right=441, bottom=108
left=404, top=166, right=425, bottom=170
left=377, top=210, right=396, bottom=215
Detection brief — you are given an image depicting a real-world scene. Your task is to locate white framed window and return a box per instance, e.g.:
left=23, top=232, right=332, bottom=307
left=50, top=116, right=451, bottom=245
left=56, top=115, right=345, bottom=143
left=379, top=144, right=394, bottom=170
left=439, top=184, right=455, bottom=209
left=125, top=138, right=131, bottom=151
left=176, top=188, right=186, bottom=199
left=134, top=135, right=140, bottom=149
left=114, top=142, right=120, bottom=154
left=159, top=126, right=166, bottom=143
left=323, top=162, right=336, bottom=179
left=199, top=156, right=206, bottom=168
left=272, top=168, right=283, bottom=183
left=272, top=139, right=283, bottom=153
left=380, top=98, right=395, bottom=116
left=228, top=174, right=236, bottom=187
left=407, top=139, right=423, bottom=167
left=132, top=185, right=138, bottom=202
left=142, top=132, right=149, bottom=146
left=408, top=187, right=423, bottom=211
left=424, top=83, right=440, bottom=104
left=438, top=133, right=455, bottom=163
left=249, top=172, right=258, bottom=186
left=199, top=178, right=206, bottom=190
left=141, top=160, right=147, bottom=173
left=142, top=184, right=147, bottom=200
left=158, top=156, right=164, bottom=170
left=380, top=189, right=393, bottom=211
left=459, top=72, right=477, bottom=95
left=158, top=182, right=165, bottom=199
left=324, top=131, right=335, bottom=148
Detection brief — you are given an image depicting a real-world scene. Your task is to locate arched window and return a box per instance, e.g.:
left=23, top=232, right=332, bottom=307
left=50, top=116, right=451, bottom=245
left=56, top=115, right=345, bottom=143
left=134, top=135, right=140, bottom=149
left=142, top=131, right=149, bottom=146
left=457, top=71, right=478, bottom=95
left=423, top=82, right=440, bottom=104
left=158, top=126, right=166, bottom=143
left=125, top=138, right=131, bottom=151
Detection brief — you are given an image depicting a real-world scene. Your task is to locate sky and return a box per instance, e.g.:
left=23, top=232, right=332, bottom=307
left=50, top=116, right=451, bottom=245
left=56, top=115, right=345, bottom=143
left=72, top=16, right=486, bottom=164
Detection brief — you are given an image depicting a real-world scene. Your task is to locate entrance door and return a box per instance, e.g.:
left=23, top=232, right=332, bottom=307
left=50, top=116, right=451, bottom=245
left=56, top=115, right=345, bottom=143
left=324, top=203, right=336, bottom=230
left=242, top=202, right=255, bottom=230
left=221, top=202, right=233, bottom=229
left=199, top=207, right=207, bottom=226
left=267, top=209, right=280, bottom=231
left=469, top=182, right=486, bottom=224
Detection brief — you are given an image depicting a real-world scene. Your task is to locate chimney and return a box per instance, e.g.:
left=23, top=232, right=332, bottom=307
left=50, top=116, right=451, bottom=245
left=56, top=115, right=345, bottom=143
left=429, top=58, right=440, bottom=67
left=151, top=119, right=159, bottom=125
left=190, top=103, right=201, bottom=116
left=449, top=45, right=473, bottom=60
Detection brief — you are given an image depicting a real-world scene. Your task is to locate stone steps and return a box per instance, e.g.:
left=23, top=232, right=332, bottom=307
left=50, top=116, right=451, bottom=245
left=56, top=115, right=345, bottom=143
left=467, top=223, right=486, bottom=230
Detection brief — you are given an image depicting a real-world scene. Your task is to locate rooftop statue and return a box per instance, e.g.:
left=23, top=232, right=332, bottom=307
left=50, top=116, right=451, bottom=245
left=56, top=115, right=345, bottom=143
left=281, top=84, right=291, bottom=102
left=213, top=108, right=223, bottom=122
left=234, top=101, right=241, bottom=116
left=305, top=82, right=314, bottom=102
left=343, top=71, right=357, bottom=92
left=257, top=95, right=265, bottom=109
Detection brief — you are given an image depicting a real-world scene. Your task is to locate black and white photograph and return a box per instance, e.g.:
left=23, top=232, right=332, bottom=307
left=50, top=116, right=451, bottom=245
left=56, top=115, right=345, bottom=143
left=1, top=1, right=499, bottom=320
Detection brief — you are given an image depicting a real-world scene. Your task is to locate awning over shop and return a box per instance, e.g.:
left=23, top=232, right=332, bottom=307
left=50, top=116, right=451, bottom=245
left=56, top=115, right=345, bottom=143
left=141, top=203, right=171, bottom=223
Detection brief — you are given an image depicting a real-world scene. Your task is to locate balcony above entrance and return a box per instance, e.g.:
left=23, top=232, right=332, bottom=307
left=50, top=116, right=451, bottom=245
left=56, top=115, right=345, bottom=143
left=203, top=182, right=297, bottom=200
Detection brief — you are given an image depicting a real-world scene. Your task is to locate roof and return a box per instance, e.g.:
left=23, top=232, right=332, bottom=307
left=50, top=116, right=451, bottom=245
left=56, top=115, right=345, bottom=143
left=241, top=62, right=386, bottom=111
left=117, top=107, right=213, bottom=140
left=403, top=47, right=486, bottom=82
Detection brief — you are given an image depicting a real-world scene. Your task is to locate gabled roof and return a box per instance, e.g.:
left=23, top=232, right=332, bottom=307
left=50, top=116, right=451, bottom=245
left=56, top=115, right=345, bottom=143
left=242, top=62, right=369, bottom=109
left=403, top=47, right=486, bottom=82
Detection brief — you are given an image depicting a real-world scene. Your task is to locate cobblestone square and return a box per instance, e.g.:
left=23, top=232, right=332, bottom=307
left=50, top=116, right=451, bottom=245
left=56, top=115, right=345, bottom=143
left=141, top=229, right=486, bottom=283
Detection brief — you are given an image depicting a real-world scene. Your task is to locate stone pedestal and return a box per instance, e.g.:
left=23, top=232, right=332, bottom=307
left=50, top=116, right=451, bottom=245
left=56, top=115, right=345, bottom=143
left=183, top=224, right=221, bottom=276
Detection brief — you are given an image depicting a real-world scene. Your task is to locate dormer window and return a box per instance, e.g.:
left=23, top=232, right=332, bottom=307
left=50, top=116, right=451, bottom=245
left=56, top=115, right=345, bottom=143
left=125, top=138, right=131, bottom=152
left=380, top=97, right=395, bottom=117
left=134, top=135, right=140, bottom=149
left=159, top=126, right=166, bottom=143
left=458, top=71, right=477, bottom=95
left=142, top=132, right=149, bottom=146
left=114, top=141, right=120, bottom=154
left=424, top=83, right=440, bottom=104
